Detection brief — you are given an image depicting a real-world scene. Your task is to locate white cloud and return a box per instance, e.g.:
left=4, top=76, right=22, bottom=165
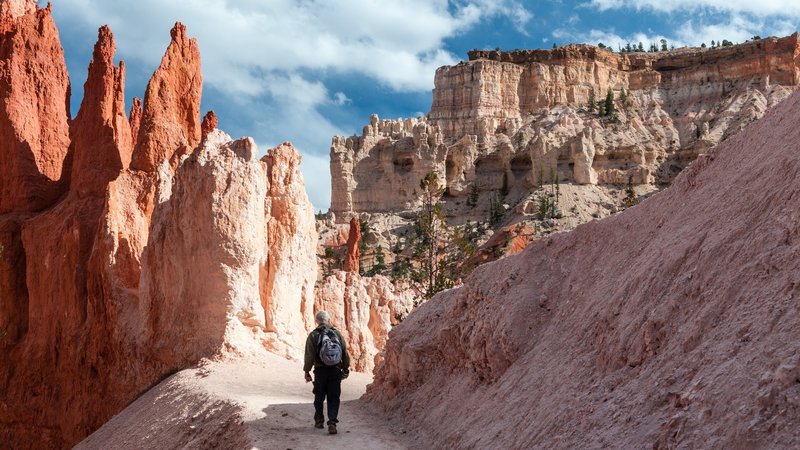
left=553, top=28, right=680, bottom=50
left=675, top=15, right=765, bottom=46
left=333, top=92, right=351, bottom=106
left=52, top=0, right=532, bottom=94
left=556, top=9, right=792, bottom=51
left=50, top=0, right=533, bottom=211
left=588, top=0, right=800, bottom=17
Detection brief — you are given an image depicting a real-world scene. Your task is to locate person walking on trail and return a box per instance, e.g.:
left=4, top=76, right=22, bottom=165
left=304, top=310, right=350, bottom=435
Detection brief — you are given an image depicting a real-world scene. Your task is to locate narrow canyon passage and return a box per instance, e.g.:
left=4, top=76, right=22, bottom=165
left=76, top=355, right=412, bottom=449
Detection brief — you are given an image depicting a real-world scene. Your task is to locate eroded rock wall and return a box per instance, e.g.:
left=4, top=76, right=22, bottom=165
left=331, top=34, right=800, bottom=217
left=315, top=271, right=415, bottom=372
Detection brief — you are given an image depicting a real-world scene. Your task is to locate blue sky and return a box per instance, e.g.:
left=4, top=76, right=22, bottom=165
left=47, top=0, right=799, bottom=211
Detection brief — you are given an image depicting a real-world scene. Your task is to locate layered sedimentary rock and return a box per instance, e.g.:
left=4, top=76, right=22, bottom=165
left=367, top=88, right=800, bottom=448
left=0, top=3, right=71, bottom=213
left=0, top=9, right=319, bottom=449
left=315, top=271, right=415, bottom=372
left=331, top=34, right=800, bottom=216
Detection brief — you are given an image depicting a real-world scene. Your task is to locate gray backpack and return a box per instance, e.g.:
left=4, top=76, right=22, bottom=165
left=318, top=329, right=343, bottom=366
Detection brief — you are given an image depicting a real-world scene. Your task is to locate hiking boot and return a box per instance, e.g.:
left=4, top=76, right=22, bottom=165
left=314, top=418, right=324, bottom=429
left=328, top=423, right=337, bottom=435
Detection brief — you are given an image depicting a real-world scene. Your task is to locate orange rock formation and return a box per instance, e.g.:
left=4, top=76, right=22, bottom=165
left=343, top=217, right=361, bottom=272
left=0, top=6, right=319, bottom=448
left=0, top=3, right=70, bottom=213
left=130, top=22, right=202, bottom=172
left=128, top=97, right=142, bottom=142
left=201, top=109, right=218, bottom=138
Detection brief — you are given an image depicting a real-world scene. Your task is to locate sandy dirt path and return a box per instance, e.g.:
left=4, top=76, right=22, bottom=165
left=211, top=357, right=411, bottom=449
left=77, top=354, right=413, bottom=449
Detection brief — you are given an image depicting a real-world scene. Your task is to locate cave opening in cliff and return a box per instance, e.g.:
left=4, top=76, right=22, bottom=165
left=392, top=155, right=415, bottom=175
left=474, top=155, right=505, bottom=189
left=510, top=154, right=532, bottom=182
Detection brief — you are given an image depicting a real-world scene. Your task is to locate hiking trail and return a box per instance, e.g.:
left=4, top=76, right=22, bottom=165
left=76, top=354, right=413, bottom=449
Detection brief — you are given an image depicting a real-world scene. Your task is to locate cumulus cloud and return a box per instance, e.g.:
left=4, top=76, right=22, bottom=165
left=588, top=0, right=800, bottom=17
left=584, top=0, right=800, bottom=50
left=48, top=0, right=532, bottom=210
left=552, top=28, right=679, bottom=50
left=52, top=0, right=532, bottom=95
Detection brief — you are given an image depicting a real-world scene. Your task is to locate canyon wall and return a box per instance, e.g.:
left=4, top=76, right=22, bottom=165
left=0, top=5, right=318, bottom=448
left=366, top=81, right=800, bottom=449
left=331, top=34, right=800, bottom=217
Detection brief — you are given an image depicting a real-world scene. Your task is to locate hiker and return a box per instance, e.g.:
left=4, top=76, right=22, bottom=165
left=304, top=310, right=350, bottom=435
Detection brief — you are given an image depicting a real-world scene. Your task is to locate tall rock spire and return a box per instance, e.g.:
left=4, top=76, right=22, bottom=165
left=130, top=22, right=202, bottom=172
left=129, top=97, right=142, bottom=145
left=0, top=4, right=71, bottom=213
left=68, top=25, right=132, bottom=198
left=343, top=217, right=361, bottom=273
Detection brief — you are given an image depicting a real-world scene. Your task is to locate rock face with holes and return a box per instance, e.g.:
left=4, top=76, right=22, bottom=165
left=330, top=34, right=800, bottom=217
left=367, top=87, right=800, bottom=448
left=0, top=7, right=319, bottom=448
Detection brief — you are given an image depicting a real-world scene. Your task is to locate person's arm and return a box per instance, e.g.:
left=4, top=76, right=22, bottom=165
left=303, top=332, right=316, bottom=380
left=336, top=330, right=350, bottom=377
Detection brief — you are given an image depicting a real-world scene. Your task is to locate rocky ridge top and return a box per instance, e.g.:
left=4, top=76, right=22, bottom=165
left=332, top=34, right=800, bottom=217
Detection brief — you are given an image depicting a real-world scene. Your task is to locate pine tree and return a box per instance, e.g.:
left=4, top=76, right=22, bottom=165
left=604, top=89, right=615, bottom=117
left=372, top=245, right=386, bottom=275
left=619, top=87, right=628, bottom=105
left=638, top=42, right=644, bottom=52
left=660, top=39, right=668, bottom=51
left=467, top=183, right=479, bottom=207
left=588, top=89, right=596, bottom=112
left=416, top=172, right=443, bottom=297
left=623, top=175, right=639, bottom=207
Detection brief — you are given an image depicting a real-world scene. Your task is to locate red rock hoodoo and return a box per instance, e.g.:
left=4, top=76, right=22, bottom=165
left=343, top=217, right=361, bottom=273
left=201, top=109, right=218, bottom=139
left=130, top=22, right=202, bottom=172
left=128, top=97, right=142, bottom=145
left=0, top=3, right=71, bottom=213
left=69, top=25, right=132, bottom=197
left=367, top=88, right=800, bottom=448
left=0, top=8, right=319, bottom=449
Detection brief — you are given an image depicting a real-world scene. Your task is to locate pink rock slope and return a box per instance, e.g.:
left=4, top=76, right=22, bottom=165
left=368, top=86, right=800, bottom=448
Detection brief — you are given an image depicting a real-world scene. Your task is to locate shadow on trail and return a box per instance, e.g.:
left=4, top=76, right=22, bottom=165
left=248, top=399, right=411, bottom=450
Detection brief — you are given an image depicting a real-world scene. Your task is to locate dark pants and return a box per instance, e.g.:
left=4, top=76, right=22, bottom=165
left=313, top=366, right=342, bottom=425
